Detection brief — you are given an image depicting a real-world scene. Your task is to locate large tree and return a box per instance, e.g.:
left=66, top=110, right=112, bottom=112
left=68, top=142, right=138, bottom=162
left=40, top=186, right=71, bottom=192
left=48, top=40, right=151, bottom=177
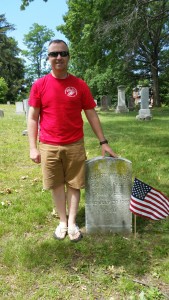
left=57, top=0, right=169, bottom=106
left=99, top=0, right=169, bottom=107
left=57, top=0, right=136, bottom=100
left=22, top=23, right=54, bottom=80
left=0, top=14, right=25, bottom=103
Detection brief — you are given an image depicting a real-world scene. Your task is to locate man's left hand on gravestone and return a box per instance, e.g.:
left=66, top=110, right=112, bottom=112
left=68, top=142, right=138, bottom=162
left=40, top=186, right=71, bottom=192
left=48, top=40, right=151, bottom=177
left=101, top=144, right=118, bottom=158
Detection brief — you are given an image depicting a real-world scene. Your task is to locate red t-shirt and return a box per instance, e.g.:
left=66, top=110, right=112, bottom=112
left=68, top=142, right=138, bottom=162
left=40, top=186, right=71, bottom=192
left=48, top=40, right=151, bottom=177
left=28, top=73, right=96, bottom=145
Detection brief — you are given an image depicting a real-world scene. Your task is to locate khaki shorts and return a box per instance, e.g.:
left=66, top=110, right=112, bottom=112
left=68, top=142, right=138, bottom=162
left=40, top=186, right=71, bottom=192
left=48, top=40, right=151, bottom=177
left=39, top=139, right=86, bottom=190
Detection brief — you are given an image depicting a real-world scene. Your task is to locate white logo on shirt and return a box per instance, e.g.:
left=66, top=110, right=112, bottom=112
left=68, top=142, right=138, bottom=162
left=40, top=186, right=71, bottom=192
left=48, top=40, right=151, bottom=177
left=65, top=87, right=77, bottom=97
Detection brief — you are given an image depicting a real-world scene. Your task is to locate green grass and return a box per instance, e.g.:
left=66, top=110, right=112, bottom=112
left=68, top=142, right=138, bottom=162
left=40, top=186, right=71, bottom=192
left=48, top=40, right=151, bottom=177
left=0, top=104, right=169, bottom=299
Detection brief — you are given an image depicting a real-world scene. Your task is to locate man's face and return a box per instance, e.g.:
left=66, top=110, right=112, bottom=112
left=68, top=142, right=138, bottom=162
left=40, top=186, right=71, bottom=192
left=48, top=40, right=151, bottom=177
left=48, top=42, right=69, bottom=73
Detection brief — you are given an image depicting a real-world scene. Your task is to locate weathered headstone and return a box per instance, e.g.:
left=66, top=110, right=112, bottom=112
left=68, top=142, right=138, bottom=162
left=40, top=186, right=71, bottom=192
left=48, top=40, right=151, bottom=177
left=0, top=110, right=4, bottom=117
left=85, top=157, right=132, bottom=234
left=100, top=95, right=109, bottom=111
left=136, top=87, right=152, bottom=120
left=116, top=85, right=129, bottom=113
left=128, top=96, right=135, bottom=111
left=15, top=101, right=24, bottom=114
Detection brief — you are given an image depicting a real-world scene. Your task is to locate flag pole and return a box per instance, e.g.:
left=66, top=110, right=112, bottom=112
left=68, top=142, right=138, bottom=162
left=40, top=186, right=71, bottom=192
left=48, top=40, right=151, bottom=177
left=134, top=214, right=137, bottom=238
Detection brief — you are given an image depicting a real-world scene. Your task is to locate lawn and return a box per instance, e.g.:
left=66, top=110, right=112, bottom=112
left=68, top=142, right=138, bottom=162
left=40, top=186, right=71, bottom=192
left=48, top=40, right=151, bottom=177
left=0, top=104, right=169, bottom=299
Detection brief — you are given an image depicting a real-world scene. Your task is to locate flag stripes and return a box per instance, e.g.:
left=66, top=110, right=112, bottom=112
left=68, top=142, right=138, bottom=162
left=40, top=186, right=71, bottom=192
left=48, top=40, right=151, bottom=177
left=130, top=178, right=169, bottom=220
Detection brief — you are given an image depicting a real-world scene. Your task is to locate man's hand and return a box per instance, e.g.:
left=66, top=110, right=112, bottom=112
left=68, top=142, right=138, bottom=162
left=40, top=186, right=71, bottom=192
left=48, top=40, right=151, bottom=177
left=30, top=148, right=41, bottom=164
left=101, top=144, right=118, bottom=158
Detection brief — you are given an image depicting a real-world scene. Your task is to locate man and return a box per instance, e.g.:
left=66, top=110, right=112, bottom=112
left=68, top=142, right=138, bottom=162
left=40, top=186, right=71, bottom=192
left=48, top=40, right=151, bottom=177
left=28, top=39, right=117, bottom=242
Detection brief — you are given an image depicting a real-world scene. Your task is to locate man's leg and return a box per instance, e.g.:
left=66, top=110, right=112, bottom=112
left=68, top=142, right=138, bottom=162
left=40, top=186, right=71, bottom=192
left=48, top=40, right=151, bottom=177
left=67, top=186, right=82, bottom=241
left=67, top=186, right=80, bottom=227
left=52, top=184, right=67, bottom=239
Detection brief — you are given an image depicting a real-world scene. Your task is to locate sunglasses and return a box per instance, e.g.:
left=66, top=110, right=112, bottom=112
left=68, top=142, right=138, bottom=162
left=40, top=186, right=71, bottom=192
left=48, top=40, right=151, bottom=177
left=48, top=51, right=69, bottom=57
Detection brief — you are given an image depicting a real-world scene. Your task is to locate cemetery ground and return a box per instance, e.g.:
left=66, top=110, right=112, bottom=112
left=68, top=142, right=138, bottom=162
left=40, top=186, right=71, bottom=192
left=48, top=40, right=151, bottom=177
left=0, top=104, right=169, bottom=300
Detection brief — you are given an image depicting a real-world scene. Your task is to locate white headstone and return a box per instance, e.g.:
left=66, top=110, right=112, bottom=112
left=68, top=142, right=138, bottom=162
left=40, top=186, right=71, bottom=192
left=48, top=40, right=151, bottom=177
left=15, top=101, right=24, bottom=114
left=136, top=87, right=152, bottom=120
left=85, top=157, right=132, bottom=234
left=141, top=87, right=149, bottom=109
left=116, top=85, right=129, bottom=113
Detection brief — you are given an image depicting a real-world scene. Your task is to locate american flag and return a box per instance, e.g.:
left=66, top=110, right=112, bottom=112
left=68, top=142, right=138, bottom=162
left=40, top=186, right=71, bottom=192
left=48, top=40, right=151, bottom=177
left=130, top=178, right=169, bottom=220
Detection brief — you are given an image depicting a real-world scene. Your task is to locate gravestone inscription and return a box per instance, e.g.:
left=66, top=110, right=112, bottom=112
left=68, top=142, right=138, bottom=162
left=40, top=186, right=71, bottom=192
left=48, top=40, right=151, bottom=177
left=85, top=157, right=132, bottom=233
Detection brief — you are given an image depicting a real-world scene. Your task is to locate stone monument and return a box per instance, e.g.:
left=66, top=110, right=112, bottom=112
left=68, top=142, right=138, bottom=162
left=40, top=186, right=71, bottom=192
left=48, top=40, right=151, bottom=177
left=85, top=157, right=132, bottom=234
left=116, top=85, right=129, bottom=113
left=136, top=87, right=152, bottom=120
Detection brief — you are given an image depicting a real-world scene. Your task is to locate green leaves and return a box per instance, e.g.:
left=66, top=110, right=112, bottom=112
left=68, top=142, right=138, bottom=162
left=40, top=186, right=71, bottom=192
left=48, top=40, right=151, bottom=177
left=0, top=77, right=8, bottom=103
left=0, top=15, right=25, bottom=103
left=22, top=23, right=54, bottom=79
left=20, top=0, right=48, bottom=10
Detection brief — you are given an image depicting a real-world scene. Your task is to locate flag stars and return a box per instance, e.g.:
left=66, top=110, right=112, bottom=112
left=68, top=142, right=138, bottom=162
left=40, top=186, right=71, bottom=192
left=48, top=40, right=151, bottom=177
left=132, top=178, right=151, bottom=201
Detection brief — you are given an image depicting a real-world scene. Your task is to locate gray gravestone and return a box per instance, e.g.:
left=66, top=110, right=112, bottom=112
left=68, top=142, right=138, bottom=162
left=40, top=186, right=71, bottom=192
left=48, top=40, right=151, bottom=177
left=136, top=87, right=152, bottom=120
left=116, top=85, right=129, bottom=113
left=128, top=96, right=135, bottom=111
left=100, top=95, right=109, bottom=111
left=85, top=157, right=132, bottom=234
left=0, top=110, right=4, bottom=117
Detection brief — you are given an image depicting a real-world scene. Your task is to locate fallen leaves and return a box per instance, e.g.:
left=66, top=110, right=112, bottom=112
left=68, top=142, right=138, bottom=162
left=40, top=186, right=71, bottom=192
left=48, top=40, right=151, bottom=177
left=0, top=188, right=12, bottom=195
left=1, top=200, right=12, bottom=207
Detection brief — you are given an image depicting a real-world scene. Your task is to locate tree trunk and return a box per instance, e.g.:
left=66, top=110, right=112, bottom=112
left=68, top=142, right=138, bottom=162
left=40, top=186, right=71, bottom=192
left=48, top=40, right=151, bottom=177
left=151, top=61, right=161, bottom=107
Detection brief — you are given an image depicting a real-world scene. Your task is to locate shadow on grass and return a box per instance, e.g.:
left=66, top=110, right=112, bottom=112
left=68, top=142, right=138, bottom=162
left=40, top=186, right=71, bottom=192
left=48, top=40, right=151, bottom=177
left=76, top=206, right=85, bottom=228
left=4, top=231, right=153, bottom=277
